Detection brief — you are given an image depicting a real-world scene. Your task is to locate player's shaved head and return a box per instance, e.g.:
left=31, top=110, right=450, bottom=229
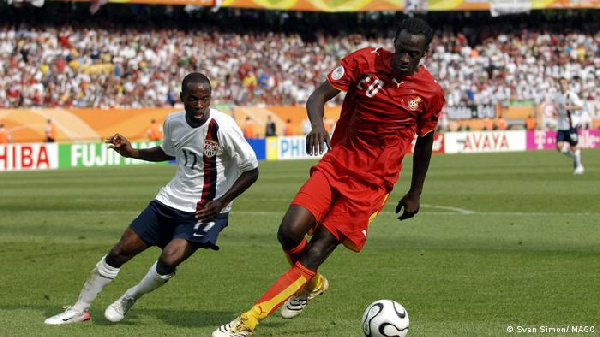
left=395, top=18, right=433, bottom=50
left=182, top=72, right=211, bottom=93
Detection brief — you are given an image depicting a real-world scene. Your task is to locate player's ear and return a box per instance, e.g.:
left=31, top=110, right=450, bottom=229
left=180, top=91, right=184, bottom=102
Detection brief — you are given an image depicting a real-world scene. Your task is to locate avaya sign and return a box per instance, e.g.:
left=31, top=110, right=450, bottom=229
left=444, top=131, right=526, bottom=154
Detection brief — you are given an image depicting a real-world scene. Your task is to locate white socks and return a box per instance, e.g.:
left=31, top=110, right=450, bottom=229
left=71, top=258, right=174, bottom=313
left=73, top=256, right=120, bottom=313
left=124, top=261, right=174, bottom=300
left=561, top=145, right=583, bottom=168
left=573, top=149, right=582, bottom=167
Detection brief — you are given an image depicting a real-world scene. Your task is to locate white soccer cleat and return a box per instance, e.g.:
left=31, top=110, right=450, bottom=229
left=44, top=307, right=90, bottom=325
left=212, top=314, right=254, bottom=337
left=104, top=295, right=136, bottom=322
left=281, top=275, right=329, bottom=319
left=574, top=165, right=584, bottom=175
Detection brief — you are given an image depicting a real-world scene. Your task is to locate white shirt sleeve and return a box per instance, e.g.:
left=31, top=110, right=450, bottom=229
left=220, top=123, right=258, bottom=172
left=161, top=118, right=175, bottom=156
left=568, top=92, right=583, bottom=108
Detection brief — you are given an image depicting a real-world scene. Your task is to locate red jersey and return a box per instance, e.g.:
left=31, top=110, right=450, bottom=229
left=317, top=47, right=444, bottom=192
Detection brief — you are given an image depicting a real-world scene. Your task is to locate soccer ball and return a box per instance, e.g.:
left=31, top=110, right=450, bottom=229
left=361, top=300, right=409, bottom=337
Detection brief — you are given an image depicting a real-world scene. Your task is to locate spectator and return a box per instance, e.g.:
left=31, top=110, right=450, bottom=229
left=243, top=117, right=254, bottom=139
left=146, top=119, right=163, bottom=141
left=265, top=115, right=277, bottom=137
left=46, top=119, right=56, bottom=143
left=526, top=114, right=536, bottom=130
left=496, top=114, right=507, bottom=130
left=0, top=123, right=11, bottom=144
left=284, top=118, right=294, bottom=136
left=483, top=117, right=493, bottom=131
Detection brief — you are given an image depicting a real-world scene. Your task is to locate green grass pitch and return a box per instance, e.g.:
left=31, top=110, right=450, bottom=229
left=1, top=149, right=599, bottom=336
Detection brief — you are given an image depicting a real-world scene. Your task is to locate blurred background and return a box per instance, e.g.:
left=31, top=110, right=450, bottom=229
left=0, top=0, right=599, bottom=152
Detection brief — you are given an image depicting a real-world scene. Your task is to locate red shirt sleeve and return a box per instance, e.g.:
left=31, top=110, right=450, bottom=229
left=326, top=48, right=372, bottom=92
left=417, top=87, right=445, bottom=136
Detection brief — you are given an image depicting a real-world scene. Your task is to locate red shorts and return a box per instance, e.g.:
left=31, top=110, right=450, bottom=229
left=291, top=170, right=389, bottom=252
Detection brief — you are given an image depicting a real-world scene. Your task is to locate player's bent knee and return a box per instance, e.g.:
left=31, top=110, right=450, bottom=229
left=156, top=258, right=177, bottom=276
left=277, top=225, right=303, bottom=248
left=106, top=243, right=142, bottom=267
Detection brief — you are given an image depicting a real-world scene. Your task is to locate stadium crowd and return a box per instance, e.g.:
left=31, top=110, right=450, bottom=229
left=1, top=8, right=599, bottom=109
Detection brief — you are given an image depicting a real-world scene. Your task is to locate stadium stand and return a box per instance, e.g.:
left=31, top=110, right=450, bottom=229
left=1, top=5, right=599, bottom=132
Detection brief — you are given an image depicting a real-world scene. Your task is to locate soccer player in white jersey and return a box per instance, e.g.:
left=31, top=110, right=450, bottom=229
left=555, top=77, right=584, bottom=175
left=44, top=72, right=259, bottom=325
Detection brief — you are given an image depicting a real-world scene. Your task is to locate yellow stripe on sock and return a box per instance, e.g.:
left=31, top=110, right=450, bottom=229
left=250, top=275, right=307, bottom=320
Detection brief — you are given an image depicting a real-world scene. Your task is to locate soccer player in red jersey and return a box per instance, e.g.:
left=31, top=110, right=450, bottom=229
left=213, top=17, right=445, bottom=337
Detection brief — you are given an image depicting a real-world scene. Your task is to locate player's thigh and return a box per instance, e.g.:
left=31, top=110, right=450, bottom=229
left=111, top=228, right=148, bottom=256
left=278, top=205, right=318, bottom=244
left=323, top=190, right=388, bottom=253
left=568, top=128, right=579, bottom=147
left=281, top=171, right=337, bottom=245
left=159, top=238, right=198, bottom=268
left=107, top=228, right=149, bottom=266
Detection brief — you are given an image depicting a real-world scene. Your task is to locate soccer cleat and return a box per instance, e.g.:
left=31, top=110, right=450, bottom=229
left=104, top=295, right=136, bottom=322
left=574, top=165, right=584, bottom=175
left=212, top=314, right=254, bottom=337
left=281, top=275, right=329, bottom=319
left=44, top=307, right=90, bottom=325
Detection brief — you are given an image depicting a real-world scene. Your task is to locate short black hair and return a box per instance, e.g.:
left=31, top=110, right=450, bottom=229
left=395, top=18, right=433, bottom=49
left=182, top=72, right=211, bottom=93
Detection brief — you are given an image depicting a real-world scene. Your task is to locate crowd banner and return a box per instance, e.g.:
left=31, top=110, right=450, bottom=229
left=490, top=0, right=532, bottom=16
left=49, top=0, right=600, bottom=9
left=0, top=143, right=58, bottom=171
left=428, top=0, right=599, bottom=10
left=444, top=105, right=496, bottom=120
left=527, top=130, right=600, bottom=150
left=209, top=0, right=403, bottom=11
left=444, top=130, right=526, bottom=154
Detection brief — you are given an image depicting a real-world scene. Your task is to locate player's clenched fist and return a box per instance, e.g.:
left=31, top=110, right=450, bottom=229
left=105, top=133, right=136, bottom=158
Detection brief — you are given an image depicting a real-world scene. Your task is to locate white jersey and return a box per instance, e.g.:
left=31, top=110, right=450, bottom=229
left=556, top=91, right=583, bottom=130
left=155, top=109, right=258, bottom=213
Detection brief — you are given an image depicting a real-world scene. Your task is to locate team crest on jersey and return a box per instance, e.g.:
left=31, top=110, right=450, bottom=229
left=408, top=96, right=422, bottom=111
left=331, top=66, right=345, bottom=81
left=203, top=140, right=219, bottom=158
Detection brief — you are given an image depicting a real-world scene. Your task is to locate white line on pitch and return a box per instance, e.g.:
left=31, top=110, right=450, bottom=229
left=385, top=202, right=475, bottom=214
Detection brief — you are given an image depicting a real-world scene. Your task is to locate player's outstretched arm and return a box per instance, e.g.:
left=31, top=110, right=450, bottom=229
left=396, top=131, right=434, bottom=221
left=196, top=167, right=259, bottom=222
left=305, top=81, right=340, bottom=155
left=105, top=133, right=174, bottom=162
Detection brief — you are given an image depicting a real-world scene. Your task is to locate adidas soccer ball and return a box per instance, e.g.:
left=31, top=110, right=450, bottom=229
left=361, top=300, right=409, bottom=337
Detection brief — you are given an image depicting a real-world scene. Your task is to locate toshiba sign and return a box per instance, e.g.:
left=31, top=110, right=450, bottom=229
left=0, top=144, right=59, bottom=171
